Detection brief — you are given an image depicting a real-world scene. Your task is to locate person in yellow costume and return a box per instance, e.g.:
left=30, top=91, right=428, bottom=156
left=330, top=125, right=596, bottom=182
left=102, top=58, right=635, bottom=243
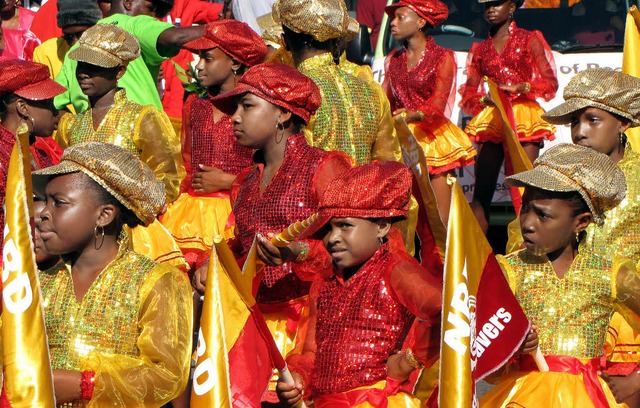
left=480, top=143, right=638, bottom=408
left=33, top=142, right=192, bottom=406
left=541, top=67, right=640, bottom=407
left=55, top=23, right=188, bottom=271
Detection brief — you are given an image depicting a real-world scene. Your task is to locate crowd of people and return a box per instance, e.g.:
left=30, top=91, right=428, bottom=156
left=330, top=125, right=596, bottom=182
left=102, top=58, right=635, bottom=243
left=2, top=0, right=640, bottom=406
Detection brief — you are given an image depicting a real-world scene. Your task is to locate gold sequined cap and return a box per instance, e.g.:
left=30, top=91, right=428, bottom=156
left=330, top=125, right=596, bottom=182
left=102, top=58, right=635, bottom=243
left=543, top=68, right=640, bottom=127
left=505, top=143, right=626, bottom=226
left=272, top=0, right=360, bottom=42
left=257, top=12, right=284, bottom=47
left=33, top=142, right=166, bottom=226
left=68, top=24, right=141, bottom=68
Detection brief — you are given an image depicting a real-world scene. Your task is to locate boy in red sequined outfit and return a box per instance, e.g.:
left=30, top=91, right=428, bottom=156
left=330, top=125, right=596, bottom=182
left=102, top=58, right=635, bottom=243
left=276, top=161, right=442, bottom=407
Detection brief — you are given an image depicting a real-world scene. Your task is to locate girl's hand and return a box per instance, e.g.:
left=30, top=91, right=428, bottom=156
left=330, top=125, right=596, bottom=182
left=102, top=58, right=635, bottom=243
left=276, top=372, right=305, bottom=406
left=519, top=325, right=539, bottom=355
left=256, top=233, right=299, bottom=266
left=386, top=353, right=415, bottom=383
left=393, top=108, right=422, bottom=123
left=192, top=262, right=208, bottom=295
left=192, top=165, right=235, bottom=193
left=600, top=371, right=640, bottom=404
left=498, top=83, right=529, bottom=95
left=53, top=369, right=82, bottom=404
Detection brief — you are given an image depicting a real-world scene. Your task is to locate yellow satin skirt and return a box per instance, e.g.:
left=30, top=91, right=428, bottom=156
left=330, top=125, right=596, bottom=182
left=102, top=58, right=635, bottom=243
left=126, top=220, right=189, bottom=272
left=480, top=370, right=626, bottom=408
left=408, top=119, right=476, bottom=175
left=313, top=380, right=422, bottom=408
left=465, top=100, right=556, bottom=144
left=160, top=193, right=235, bottom=268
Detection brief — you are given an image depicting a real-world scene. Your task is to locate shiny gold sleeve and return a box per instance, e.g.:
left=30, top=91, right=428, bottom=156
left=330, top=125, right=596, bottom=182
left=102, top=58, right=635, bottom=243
left=303, top=115, right=316, bottom=147
left=613, top=259, right=640, bottom=333
left=370, top=83, right=402, bottom=163
left=53, top=112, right=74, bottom=150
left=496, top=254, right=518, bottom=294
left=134, top=107, right=186, bottom=203
left=82, top=266, right=193, bottom=407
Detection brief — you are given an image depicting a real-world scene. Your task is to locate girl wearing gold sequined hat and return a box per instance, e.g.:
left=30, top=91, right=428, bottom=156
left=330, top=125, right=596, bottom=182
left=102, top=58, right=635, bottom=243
left=480, top=143, right=637, bottom=408
left=459, top=0, right=558, bottom=233
left=32, top=141, right=192, bottom=406
left=384, top=0, right=476, bottom=224
left=543, top=67, right=640, bottom=407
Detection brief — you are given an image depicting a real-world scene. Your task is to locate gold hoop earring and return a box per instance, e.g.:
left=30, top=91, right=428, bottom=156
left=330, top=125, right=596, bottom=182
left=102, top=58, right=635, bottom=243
left=94, top=225, right=105, bottom=250
left=275, top=122, right=285, bottom=144
left=19, top=114, right=35, bottom=134
left=620, top=132, right=626, bottom=148
left=232, top=69, right=238, bottom=86
left=379, top=237, right=384, bottom=246
left=575, top=230, right=580, bottom=243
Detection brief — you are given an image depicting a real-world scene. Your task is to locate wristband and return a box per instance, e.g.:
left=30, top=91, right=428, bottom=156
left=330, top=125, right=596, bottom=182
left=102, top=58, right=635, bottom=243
left=480, top=96, right=489, bottom=106
left=397, top=348, right=422, bottom=369
left=416, top=111, right=425, bottom=121
left=295, top=241, right=310, bottom=262
left=523, top=82, right=531, bottom=93
left=80, top=371, right=95, bottom=401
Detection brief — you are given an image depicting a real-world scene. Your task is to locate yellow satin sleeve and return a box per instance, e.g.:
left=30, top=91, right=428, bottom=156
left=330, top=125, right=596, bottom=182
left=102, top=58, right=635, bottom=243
left=54, top=112, right=74, bottom=150
left=134, top=107, right=186, bottom=203
left=81, top=267, right=193, bottom=407
left=370, top=82, right=403, bottom=164
left=613, top=259, right=640, bottom=334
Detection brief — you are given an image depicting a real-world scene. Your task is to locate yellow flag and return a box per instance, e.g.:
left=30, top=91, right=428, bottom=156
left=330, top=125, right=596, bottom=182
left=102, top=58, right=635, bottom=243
left=2, top=124, right=55, bottom=406
left=623, top=6, right=640, bottom=151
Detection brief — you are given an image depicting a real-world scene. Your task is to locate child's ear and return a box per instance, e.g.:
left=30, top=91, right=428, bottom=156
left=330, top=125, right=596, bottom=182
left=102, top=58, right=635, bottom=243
left=575, top=211, right=593, bottom=234
left=376, top=220, right=392, bottom=239
left=97, top=204, right=118, bottom=230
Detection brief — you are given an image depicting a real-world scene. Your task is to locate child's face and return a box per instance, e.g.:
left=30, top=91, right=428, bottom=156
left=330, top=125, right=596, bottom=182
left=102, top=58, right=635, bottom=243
left=75, top=62, right=122, bottom=99
left=519, top=189, right=584, bottom=257
left=33, top=199, right=59, bottom=267
left=38, top=172, right=103, bottom=256
left=322, top=217, right=387, bottom=272
left=232, top=93, right=283, bottom=149
left=570, top=107, right=631, bottom=158
left=484, top=0, right=514, bottom=26
left=25, top=98, right=60, bottom=137
left=389, top=7, right=424, bottom=42
left=195, top=48, right=235, bottom=89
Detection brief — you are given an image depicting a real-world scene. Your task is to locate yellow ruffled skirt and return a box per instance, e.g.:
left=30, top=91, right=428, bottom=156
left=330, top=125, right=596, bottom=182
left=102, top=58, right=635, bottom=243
left=126, top=220, right=189, bottom=272
left=465, top=100, right=556, bottom=144
left=480, top=370, right=626, bottom=408
left=313, top=379, right=421, bottom=408
left=160, top=192, right=235, bottom=268
left=408, top=118, right=476, bottom=174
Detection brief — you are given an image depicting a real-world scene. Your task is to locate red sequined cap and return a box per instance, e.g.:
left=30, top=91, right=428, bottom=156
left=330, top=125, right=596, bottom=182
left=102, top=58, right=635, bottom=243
left=213, top=63, right=321, bottom=124
left=312, top=244, right=415, bottom=395
left=183, top=20, right=267, bottom=67
left=385, top=0, right=448, bottom=27
left=0, top=59, right=66, bottom=100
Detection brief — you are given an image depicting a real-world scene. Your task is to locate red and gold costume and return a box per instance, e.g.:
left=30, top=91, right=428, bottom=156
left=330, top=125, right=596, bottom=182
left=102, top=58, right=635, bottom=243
left=384, top=37, right=476, bottom=174
left=459, top=22, right=558, bottom=143
left=161, top=94, right=254, bottom=267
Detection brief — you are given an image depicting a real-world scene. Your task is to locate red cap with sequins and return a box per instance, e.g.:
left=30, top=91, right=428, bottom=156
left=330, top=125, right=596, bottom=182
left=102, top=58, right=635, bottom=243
left=212, top=62, right=321, bottom=124
left=299, top=161, right=412, bottom=240
left=0, top=59, right=66, bottom=100
left=183, top=20, right=267, bottom=67
left=385, top=0, right=449, bottom=28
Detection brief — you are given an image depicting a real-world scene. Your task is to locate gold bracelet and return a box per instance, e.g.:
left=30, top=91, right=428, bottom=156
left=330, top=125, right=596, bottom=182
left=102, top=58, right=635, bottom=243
left=397, top=348, right=422, bottom=369
left=295, top=241, right=310, bottom=262
left=523, top=82, right=531, bottom=93
left=480, top=96, right=489, bottom=106
left=416, top=111, right=425, bottom=121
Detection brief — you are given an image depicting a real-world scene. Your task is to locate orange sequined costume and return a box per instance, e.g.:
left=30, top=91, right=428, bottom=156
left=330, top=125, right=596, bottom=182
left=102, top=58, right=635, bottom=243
left=480, top=249, right=629, bottom=407
left=287, top=240, right=441, bottom=407
left=40, top=242, right=192, bottom=407
left=384, top=37, right=476, bottom=174
left=161, top=93, right=255, bottom=268
left=459, top=22, right=558, bottom=144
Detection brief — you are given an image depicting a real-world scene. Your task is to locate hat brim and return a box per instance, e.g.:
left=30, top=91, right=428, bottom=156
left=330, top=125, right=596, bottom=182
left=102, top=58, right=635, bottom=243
left=32, top=161, right=83, bottom=199
left=68, top=46, right=122, bottom=68
left=183, top=37, right=219, bottom=52
left=542, top=97, right=640, bottom=127
left=297, top=212, right=332, bottom=241
left=15, top=78, right=67, bottom=101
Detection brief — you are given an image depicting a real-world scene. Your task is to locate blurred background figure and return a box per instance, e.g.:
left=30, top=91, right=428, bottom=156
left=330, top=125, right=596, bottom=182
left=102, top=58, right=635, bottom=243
left=0, top=0, right=39, bottom=60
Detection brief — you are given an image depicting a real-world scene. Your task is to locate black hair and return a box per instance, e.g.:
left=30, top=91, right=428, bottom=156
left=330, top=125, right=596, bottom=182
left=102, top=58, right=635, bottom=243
left=281, top=25, right=341, bottom=65
left=77, top=173, right=143, bottom=230
left=150, top=0, right=173, bottom=19
left=0, top=92, right=19, bottom=120
left=523, top=187, right=591, bottom=241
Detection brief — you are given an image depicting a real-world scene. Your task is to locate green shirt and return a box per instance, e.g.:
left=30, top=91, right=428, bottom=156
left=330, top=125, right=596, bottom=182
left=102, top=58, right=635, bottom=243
left=54, top=14, right=173, bottom=113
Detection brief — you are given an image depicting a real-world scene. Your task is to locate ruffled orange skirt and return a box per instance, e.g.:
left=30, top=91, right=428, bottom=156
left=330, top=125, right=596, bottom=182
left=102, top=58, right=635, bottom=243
left=313, top=379, right=422, bottom=408
left=126, top=220, right=189, bottom=272
left=480, top=369, right=625, bottom=407
left=160, top=192, right=235, bottom=268
left=408, top=118, right=476, bottom=175
left=465, top=100, right=556, bottom=144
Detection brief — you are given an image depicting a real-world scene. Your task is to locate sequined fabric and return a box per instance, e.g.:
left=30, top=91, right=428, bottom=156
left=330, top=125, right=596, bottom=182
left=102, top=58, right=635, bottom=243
left=233, top=134, right=336, bottom=302
left=384, top=0, right=448, bottom=28
left=459, top=22, right=558, bottom=116
left=68, top=24, right=140, bottom=68
left=39, top=246, right=192, bottom=407
left=312, top=244, right=414, bottom=395
left=272, top=0, right=359, bottom=42
left=55, top=89, right=185, bottom=202
left=499, top=249, right=615, bottom=358
left=187, top=95, right=254, bottom=179
left=0, top=59, right=66, bottom=100
left=300, top=53, right=381, bottom=165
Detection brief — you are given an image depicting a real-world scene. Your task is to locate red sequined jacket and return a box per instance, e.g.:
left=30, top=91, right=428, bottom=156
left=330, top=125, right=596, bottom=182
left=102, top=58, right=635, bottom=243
left=459, top=22, right=558, bottom=116
left=287, top=236, right=442, bottom=397
left=180, top=93, right=255, bottom=194
left=383, top=36, right=457, bottom=126
left=231, top=133, right=352, bottom=304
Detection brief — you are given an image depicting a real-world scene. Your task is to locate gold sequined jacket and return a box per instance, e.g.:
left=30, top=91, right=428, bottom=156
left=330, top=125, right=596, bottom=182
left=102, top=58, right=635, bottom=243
left=40, top=247, right=192, bottom=407
left=299, top=53, right=401, bottom=165
left=55, top=89, right=185, bottom=203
